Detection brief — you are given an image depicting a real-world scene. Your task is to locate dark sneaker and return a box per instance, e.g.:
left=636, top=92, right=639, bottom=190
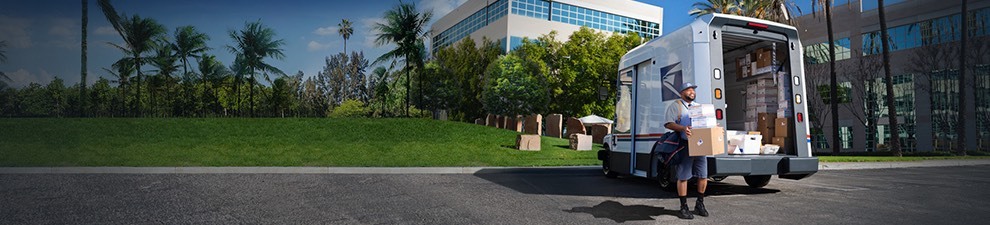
left=695, top=201, right=709, bottom=217
left=678, top=205, right=694, bottom=219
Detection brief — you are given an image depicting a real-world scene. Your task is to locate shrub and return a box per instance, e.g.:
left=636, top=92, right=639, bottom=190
left=328, top=99, right=369, bottom=118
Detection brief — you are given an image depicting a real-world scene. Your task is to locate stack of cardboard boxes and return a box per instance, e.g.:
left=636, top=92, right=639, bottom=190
left=687, top=104, right=725, bottom=156
left=745, top=78, right=778, bottom=131
left=735, top=47, right=776, bottom=80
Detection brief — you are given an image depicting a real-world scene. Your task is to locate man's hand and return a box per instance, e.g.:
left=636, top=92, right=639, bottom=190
left=683, top=126, right=692, bottom=136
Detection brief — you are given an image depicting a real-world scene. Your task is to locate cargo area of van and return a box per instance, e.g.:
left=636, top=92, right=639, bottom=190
left=719, top=29, right=798, bottom=156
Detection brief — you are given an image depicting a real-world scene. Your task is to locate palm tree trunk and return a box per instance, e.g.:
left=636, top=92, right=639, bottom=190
left=250, top=69, right=255, bottom=117
left=81, top=0, right=88, bottom=117
left=958, top=0, right=968, bottom=155
left=135, top=56, right=142, bottom=117
left=878, top=0, right=901, bottom=156
left=405, top=55, right=410, bottom=117
left=826, top=0, right=840, bottom=154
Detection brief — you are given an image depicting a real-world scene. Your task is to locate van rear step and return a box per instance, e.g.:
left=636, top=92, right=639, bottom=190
left=707, top=155, right=817, bottom=179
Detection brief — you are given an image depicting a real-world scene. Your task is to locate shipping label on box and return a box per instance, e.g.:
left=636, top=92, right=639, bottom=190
left=688, top=127, right=726, bottom=156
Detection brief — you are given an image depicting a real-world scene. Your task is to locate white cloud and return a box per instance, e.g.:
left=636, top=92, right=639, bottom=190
left=418, top=0, right=468, bottom=19
left=6, top=69, right=54, bottom=88
left=307, top=41, right=332, bottom=52
left=0, top=15, right=33, bottom=48
left=48, top=18, right=76, bottom=37
left=360, top=17, right=386, bottom=48
left=94, top=26, right=117, bottom=36
left=313, top=26, right=339, bottom=36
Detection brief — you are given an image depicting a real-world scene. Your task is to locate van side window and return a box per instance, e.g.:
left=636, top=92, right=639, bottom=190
left=615, top=70, right=633, bottom=134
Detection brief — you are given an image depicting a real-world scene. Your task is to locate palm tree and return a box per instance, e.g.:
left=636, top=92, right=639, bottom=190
left=149, top=39, right=180, bottom=116
left=808, top=0, right=842, bottom=154
left=957, top=0, right=968, bottom=155
left=81, top=0, right=89, bottom=116
left=0, top=40, right=9, bottom=88
left=98, top=0, right=166, bottom=116
left=877, top=0, right=901, bottom=156
left=691, top=0, right=799, bottom=25
left=227, top=20, right=286, bottom=117
left=172, top=25, right=210, bottom=80
left=689, top=0, right=738, bottom=16
left=104, top=57, right=134, bottom=115
left=374, top=2, right=433, bottom=117
left=338, top=19, right=353, bottom=53
left=198, top=54, right=228, bottom=115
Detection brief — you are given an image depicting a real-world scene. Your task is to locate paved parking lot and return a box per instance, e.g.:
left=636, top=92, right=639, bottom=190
left=2, top=165, right=989, bottom=224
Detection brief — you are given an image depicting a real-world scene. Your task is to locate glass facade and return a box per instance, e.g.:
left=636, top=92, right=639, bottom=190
left=840, top=126, right=852, bottom=149
left=863, top=7, right=990, bottom=55
left=805, top=37, right=851, bottom=64
left=433, top=0, right=660, bottom=53
left=432, top=0, right=509, bottom=52
left=868, top=74, right=916, bottom=152
left=546, top=2, right=660, bottom=39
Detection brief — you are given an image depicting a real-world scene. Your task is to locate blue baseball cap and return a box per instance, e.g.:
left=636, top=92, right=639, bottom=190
left=680, top=82, right=698, bottom=92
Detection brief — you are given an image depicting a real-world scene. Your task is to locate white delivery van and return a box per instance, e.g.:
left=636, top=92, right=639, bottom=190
left=599, top=13, right=818, bottom=189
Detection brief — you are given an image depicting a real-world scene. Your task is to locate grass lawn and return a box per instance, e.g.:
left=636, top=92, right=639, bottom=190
left=0, top=118, right=601, bottom=167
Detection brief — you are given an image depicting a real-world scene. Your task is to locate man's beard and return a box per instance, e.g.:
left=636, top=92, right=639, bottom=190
left=684, top=94, right=695, bottom=102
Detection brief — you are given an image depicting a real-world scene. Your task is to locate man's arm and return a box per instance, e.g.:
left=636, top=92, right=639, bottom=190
left=664, top=103, right=692, bottom=136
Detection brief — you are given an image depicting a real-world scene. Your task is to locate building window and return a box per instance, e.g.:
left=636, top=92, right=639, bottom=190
left=432, top=0, right=509, bottom=52
left=804, top=37, right=851, bottom=64
left=547, top=1, right=660, bottom=39
left=816, top=82, right=852, bottom=104
left=840, top=126, right=852, bottom=149
left=862, top=7, right=990, bottom=56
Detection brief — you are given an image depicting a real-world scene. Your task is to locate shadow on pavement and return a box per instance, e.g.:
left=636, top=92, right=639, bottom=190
left=474, top=167, right=780, bottom=198
left=563, top=200, right=672, bottom=223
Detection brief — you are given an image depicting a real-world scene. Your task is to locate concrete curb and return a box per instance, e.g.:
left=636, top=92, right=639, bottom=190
left=1, top=160, right=988, bottom=174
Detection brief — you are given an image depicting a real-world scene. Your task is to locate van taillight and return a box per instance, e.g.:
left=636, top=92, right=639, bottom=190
left=797, top=113, right=804, bottom=123
left=747, top=22, right=769, bottom=30
left=716, top=109, right=723, bottom=120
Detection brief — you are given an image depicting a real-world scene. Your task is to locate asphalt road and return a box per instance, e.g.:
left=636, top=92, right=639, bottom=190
left=2, top=165, right=989, bottom=224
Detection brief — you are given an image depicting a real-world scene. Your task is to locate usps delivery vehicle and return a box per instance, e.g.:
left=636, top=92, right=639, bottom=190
left=600, top=14, right=818, bottom=190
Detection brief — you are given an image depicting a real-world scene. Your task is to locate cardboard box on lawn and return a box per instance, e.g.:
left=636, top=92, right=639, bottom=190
left=688, top=126, right=726, bottom=156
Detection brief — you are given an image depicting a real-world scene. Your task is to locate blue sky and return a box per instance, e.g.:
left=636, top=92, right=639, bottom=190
left=0, top=0, right=871, bottom=88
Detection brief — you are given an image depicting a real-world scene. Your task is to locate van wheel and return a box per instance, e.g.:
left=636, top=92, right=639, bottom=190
left=744, top=175, right=771, bottom=188
left=602, top=158, right=618, bottom=178
left=658, top=164, right=676, bottom=192
left=601, top=148, right=618, bottom=178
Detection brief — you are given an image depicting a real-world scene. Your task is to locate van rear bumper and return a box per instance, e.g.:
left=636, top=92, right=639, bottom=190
left=707, top=155, right=817, bottom=180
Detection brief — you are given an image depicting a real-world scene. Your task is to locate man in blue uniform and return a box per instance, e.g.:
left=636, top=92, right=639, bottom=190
left=663, top=82, right=709, bottom=219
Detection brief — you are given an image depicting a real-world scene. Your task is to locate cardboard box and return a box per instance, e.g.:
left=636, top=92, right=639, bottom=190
left=774, top=117, right=790, bottom=137
left=688, top=127, right=726, bottom=156
left=758, top=126, right=775, bottom=144
left=688, top=104, right=716, bottom=118
left=517, top=134, right=541, bottom=151
left=726, top=130, right=747, bottom=154
left=591, top=124, right=611, bottom=144
left=546, top=114, right=563, bottom=138
left=735, top=134, right=763, bottom=154
left=524, top=114, right=543, bottom=135
left=691, top=117, right=718, bottom=128
left=757, top=113, right=777, bottom=129
left=772, top=137, right=794, bottom=155
left=569, top=133, right=593, bottom=151
left=757, top=48, right=772, bottom=68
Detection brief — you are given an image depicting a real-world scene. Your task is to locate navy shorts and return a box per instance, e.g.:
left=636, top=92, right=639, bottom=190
left=676, top=155, right=708, bottom=180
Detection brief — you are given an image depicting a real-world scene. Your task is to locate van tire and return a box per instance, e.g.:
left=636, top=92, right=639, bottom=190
left=602, top=158, right=619, bottom=178
left=744, top=175, right=772, bottom=188
left=601, top=147, right=618, bottom=178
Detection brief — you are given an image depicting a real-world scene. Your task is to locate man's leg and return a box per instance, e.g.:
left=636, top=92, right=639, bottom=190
left=675, top=159, right=694, bottom=219
left=694, top=156, right=710, bottom=217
